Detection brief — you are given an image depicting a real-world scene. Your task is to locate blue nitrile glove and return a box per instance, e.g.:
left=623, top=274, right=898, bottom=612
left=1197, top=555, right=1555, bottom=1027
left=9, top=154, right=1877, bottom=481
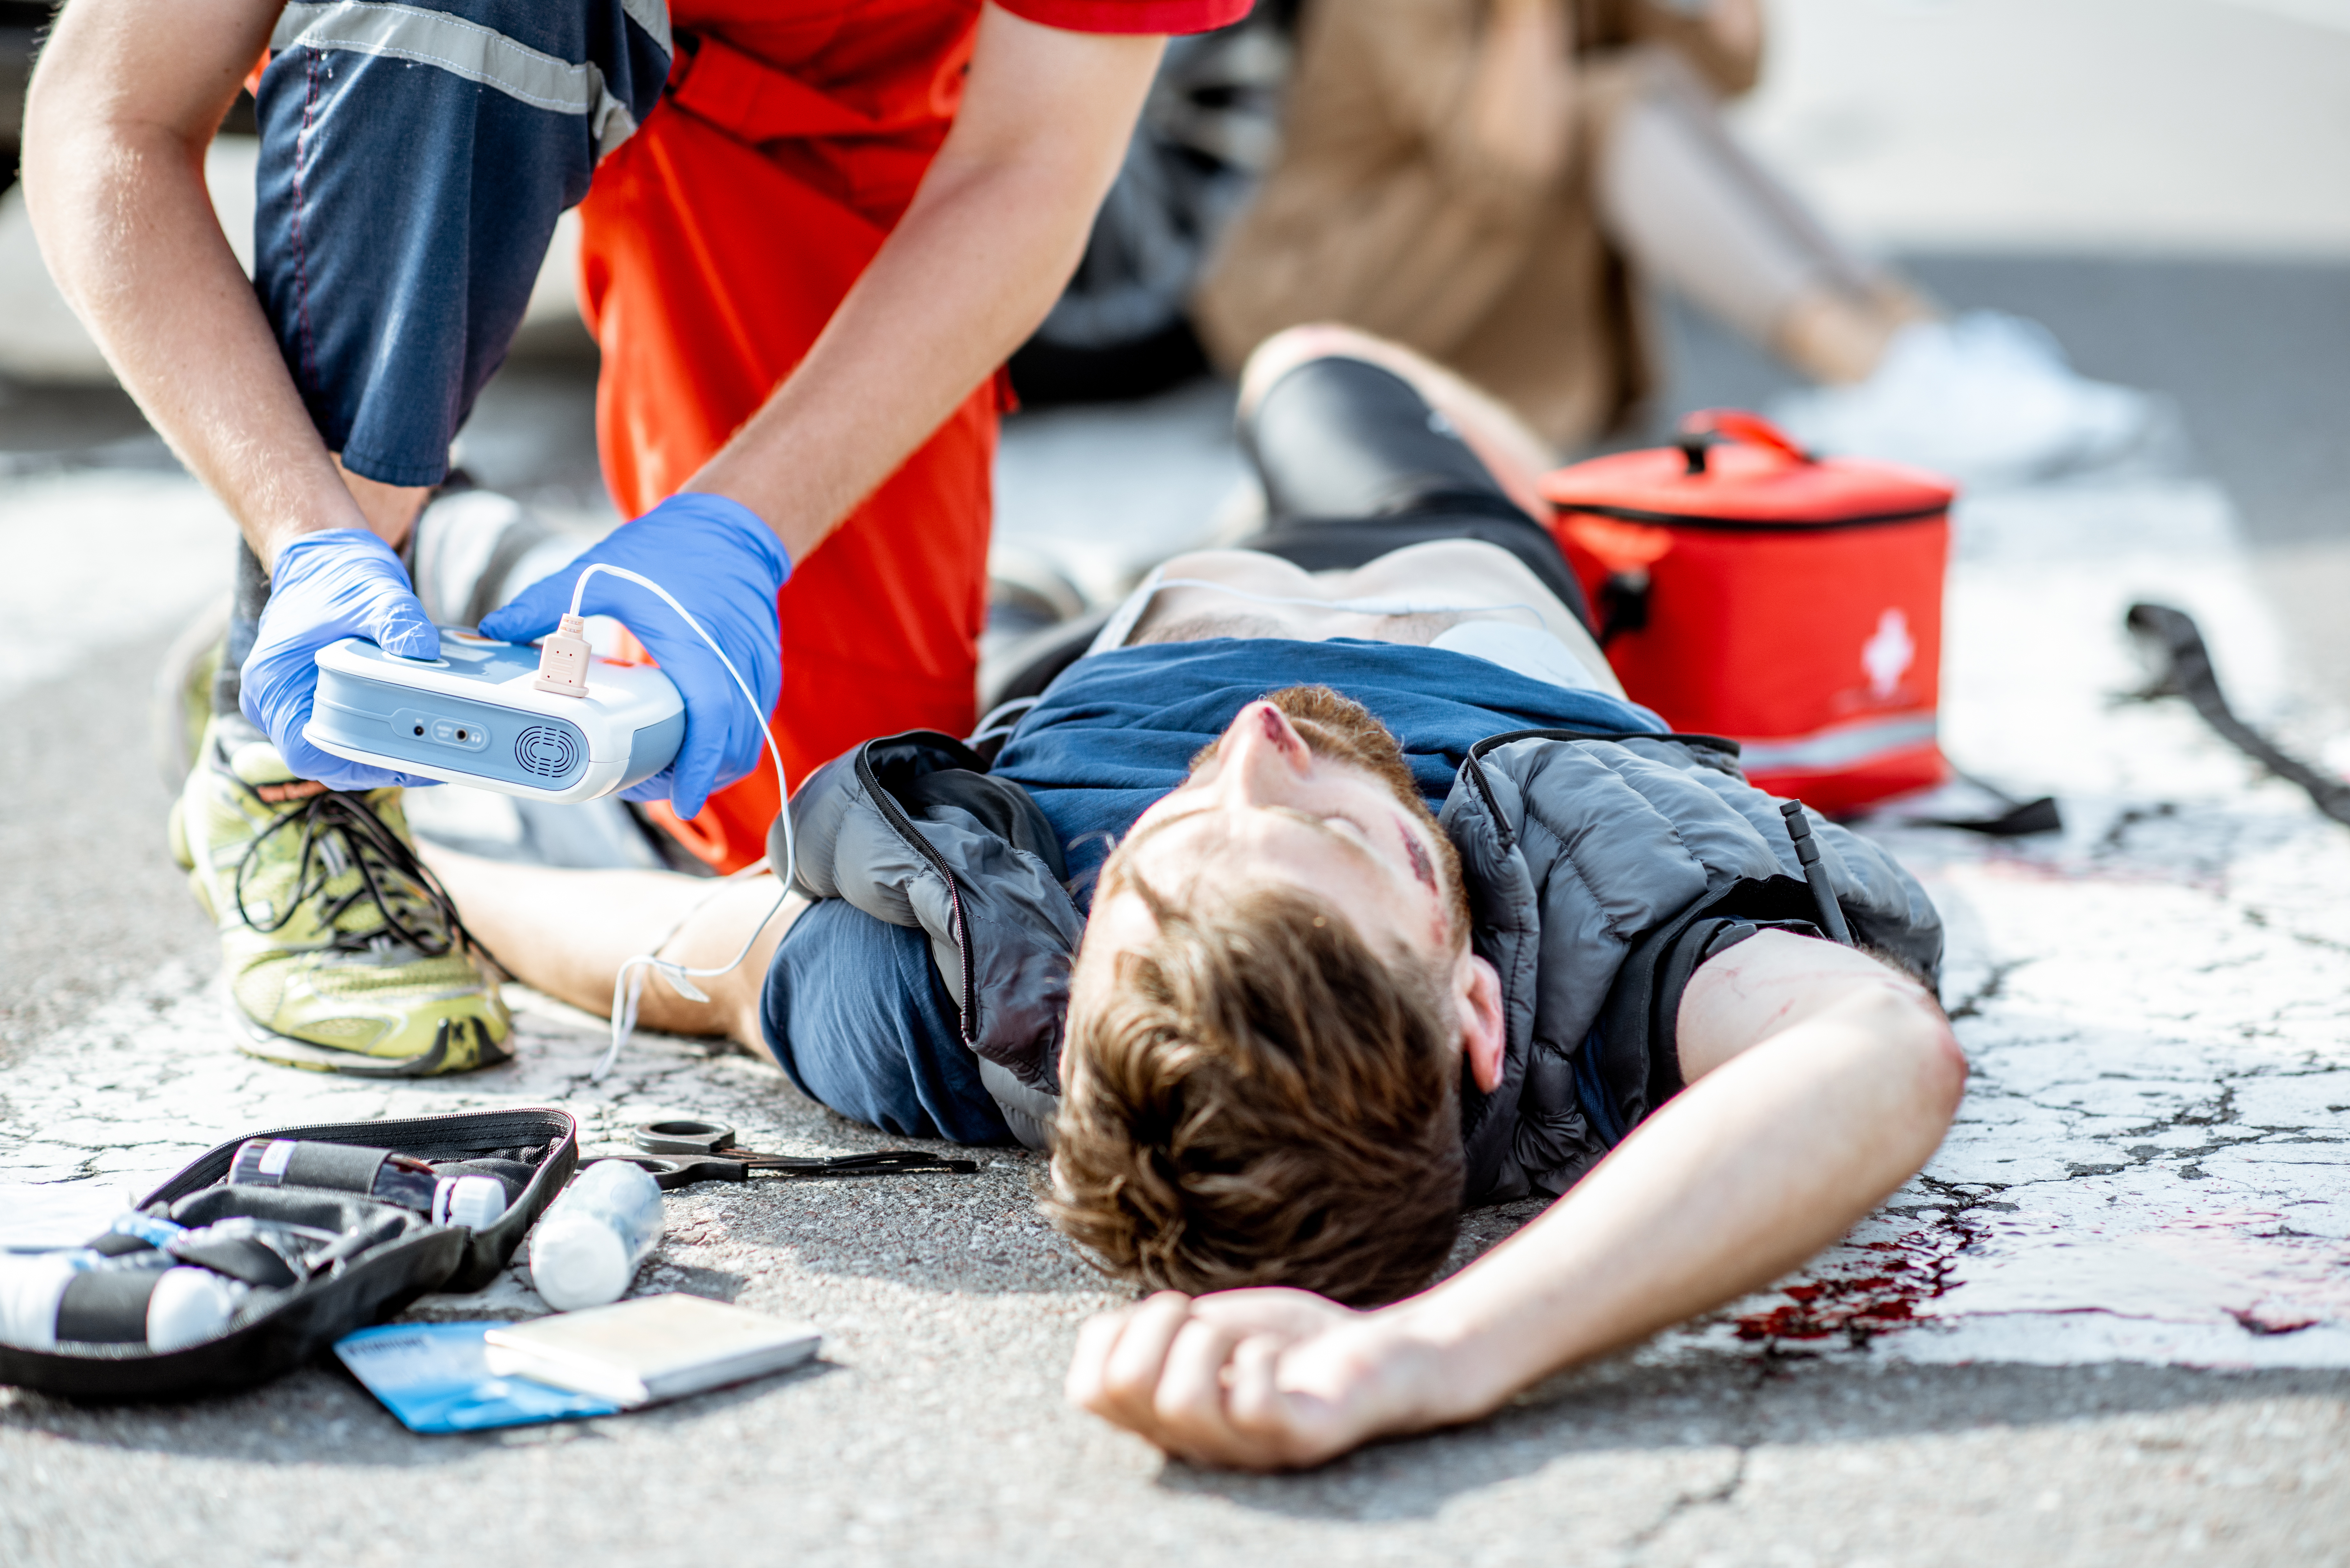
left=479, top=493, right=790, bottom=820
left=240, top=529, right=442, bottom=790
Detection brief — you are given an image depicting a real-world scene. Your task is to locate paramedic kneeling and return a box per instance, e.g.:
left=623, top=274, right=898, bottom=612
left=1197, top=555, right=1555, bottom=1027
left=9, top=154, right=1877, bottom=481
left=24, top=0, right=1240, bottom=1077
left=424, top=326, right=1965, bottom=1469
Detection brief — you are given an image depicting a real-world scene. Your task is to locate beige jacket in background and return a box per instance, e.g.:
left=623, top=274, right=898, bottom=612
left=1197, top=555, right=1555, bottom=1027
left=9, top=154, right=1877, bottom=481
left=1194, top=0, right=1760, bottom=450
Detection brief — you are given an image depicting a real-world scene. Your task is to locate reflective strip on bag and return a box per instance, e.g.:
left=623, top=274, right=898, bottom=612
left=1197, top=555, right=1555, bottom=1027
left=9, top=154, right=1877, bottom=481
left=1733, top=712, right=1939, bottom=774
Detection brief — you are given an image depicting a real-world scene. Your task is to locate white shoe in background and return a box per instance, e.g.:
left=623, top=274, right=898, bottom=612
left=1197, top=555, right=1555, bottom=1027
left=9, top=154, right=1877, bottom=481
left=1771, top=311, right=2153, bottom=486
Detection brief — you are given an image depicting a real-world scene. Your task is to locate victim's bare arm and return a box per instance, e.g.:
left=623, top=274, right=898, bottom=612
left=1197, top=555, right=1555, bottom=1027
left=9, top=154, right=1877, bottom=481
left=1067, top=931, right=1965, bottom=1470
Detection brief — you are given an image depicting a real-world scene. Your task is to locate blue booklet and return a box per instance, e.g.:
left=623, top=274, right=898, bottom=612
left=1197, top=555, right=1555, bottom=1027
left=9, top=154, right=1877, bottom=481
left=335, top=1321, right=624, bottom=1433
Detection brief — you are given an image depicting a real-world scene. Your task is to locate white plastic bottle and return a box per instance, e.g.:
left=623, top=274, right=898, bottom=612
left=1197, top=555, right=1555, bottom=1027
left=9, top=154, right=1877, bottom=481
left=527, top=1159, right=664, bottom=1311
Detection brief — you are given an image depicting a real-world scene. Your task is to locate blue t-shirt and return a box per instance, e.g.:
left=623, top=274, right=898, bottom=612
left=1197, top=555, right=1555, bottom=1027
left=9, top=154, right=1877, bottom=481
left=761, top=639, right=1665, bottom=1143
left=994, top=639, right=1664, bottom=909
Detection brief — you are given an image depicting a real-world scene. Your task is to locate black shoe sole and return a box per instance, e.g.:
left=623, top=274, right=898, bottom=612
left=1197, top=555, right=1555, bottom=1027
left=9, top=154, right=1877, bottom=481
left=232, top=1014, right=515, bottom=1077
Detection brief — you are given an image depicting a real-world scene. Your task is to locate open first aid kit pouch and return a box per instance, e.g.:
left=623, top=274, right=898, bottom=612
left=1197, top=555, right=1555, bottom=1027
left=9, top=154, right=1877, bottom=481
left=1541, top=411, right=1957, bottom=815
left=0, top=1107, right=576, bottom=1400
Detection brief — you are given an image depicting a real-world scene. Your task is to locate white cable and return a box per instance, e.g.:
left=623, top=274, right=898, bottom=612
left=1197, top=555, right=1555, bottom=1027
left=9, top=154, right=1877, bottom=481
left=564, top=562, right=795, bottom=1084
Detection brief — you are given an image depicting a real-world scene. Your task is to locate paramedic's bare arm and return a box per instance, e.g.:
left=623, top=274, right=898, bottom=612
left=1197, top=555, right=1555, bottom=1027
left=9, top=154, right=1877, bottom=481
left=22, top=0, right=408, bottom=563
left=1068, top=933, right=1966, bottom=1470
left=687, top=5, right=1162, bottom=564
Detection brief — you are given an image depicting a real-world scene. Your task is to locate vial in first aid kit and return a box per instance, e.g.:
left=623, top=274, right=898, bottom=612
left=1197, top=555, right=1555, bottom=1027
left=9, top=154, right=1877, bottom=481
left=0, top=1255, right=247, bottom=1352
left=529, top=1160, right=664, bottom=1311
left=145, top=1268, right=253, bottom=1351
left=229, top=1139, right=509, bottom=1229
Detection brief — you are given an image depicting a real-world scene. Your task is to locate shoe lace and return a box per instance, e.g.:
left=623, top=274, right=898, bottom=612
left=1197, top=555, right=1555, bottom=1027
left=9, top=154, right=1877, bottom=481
left=232, top=787, right=504, bottom=971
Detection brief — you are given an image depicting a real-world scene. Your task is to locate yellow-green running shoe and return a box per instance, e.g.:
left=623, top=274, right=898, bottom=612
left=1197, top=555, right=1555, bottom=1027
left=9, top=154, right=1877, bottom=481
left=170, top=713, right=513, bottom=1076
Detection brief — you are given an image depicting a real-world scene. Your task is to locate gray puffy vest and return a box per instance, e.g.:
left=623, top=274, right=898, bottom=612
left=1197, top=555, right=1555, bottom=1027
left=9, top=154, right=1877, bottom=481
left=1442, top=728, right=1941, bottom=1202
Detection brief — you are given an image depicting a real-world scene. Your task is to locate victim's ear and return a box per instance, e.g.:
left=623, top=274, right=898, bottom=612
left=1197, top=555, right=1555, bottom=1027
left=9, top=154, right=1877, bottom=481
left=1457, top=952, right=1505, bottom=1093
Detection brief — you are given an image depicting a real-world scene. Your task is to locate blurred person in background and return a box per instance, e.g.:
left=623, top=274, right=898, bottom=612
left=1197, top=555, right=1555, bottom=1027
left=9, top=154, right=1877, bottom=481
left=1194, top=0, right=2147, bottom=483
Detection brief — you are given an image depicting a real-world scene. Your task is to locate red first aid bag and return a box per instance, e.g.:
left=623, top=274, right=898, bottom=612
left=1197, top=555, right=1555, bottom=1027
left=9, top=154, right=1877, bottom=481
left=1539, top=411, right=1957, bottom=815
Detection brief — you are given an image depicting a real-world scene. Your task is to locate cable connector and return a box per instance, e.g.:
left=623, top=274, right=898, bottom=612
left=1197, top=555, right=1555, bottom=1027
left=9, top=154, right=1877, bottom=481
left=534, top=612, right=592, bottom=697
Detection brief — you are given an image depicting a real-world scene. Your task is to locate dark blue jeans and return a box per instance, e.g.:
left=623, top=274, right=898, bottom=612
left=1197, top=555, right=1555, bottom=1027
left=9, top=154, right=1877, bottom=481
left=218, top=0, right=669, bottom=717
left=252, top=0, right=668, bottom=487
left=762, top=900, right=1016, bottom=1145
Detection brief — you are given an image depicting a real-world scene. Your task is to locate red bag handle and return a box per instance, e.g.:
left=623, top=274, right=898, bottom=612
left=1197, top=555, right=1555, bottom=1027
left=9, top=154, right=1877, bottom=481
left=1678, top=409, right=1814, bottom=472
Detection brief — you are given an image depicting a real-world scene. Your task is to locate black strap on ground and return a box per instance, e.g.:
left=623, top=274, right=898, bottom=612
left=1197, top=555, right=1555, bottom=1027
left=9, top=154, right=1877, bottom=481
left=2126, top=602, right=2350, bottom=829
left=1917, top=770, right=2064, bottom=837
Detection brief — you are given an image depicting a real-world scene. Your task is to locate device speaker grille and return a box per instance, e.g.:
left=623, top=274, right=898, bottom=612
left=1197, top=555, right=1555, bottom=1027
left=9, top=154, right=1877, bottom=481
left=514, top=725, right=582, bottom=780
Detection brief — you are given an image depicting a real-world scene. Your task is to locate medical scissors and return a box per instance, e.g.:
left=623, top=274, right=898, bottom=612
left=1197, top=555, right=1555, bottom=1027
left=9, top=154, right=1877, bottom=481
left=609, top=1118, right=977, bottom=1189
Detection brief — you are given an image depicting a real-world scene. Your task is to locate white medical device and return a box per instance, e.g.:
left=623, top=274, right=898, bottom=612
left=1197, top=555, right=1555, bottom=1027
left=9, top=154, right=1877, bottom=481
left=306, top=628, right=684, bottom=804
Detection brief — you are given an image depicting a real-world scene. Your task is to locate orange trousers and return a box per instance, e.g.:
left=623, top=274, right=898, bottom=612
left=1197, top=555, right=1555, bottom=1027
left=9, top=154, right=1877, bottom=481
left=577, top=12, right=997, bottom=873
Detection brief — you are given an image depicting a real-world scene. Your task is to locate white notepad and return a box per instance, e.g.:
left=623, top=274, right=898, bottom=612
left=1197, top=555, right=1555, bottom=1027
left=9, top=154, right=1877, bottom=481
left=481, top=1294, right=821, bottom=1407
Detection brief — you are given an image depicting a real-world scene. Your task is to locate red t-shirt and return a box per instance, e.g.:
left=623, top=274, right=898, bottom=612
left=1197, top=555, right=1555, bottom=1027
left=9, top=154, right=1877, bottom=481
left=994, top=0, right=1250, bottom=29
left=667, top=0, right=1250, bottom=228
left=672, top=0, right=1249, bottom=83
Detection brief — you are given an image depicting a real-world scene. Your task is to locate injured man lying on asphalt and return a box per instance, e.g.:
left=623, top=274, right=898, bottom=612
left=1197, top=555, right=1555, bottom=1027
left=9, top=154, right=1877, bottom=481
left=431, top=325, right=1965, bottom=1470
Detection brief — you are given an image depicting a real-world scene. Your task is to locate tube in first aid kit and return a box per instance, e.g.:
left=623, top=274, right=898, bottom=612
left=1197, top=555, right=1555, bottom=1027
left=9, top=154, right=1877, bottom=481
left=229, top=1139, right=509, bottom=1228
left=0, top=1255, right=247, bottom=1352
left=528, top=1159, right=664, bottom=1311
left=145, top=1268, right=253, bottom=1351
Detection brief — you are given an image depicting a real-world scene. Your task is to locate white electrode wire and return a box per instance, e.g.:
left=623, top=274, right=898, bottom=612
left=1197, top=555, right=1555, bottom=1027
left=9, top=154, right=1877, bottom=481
left=1150, top=577, right=1549, bottom=627
left=567, top=562, right=795, bottom=1083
